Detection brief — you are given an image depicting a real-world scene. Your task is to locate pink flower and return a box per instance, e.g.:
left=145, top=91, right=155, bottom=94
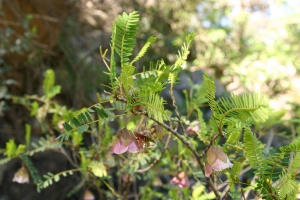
left=57, top=120, right=65, bottom=131
left=83, top=189, right=95, bottom=200
left=170, top=171, right=190, bottom=188
left=186, top=122, right=200, bottom=134
left=205, top=146, right=233, bottom=177
left=110, top=129, right=141, bottom=154
left=12, top=166, right=29, bottom=184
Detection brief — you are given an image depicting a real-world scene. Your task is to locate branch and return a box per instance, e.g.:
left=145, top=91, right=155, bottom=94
left=169, top=84, right=186, bottom=136
left=148, top=115, right=221, bottom=199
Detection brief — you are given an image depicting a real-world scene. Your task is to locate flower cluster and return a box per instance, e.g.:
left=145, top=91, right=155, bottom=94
left=205, top=146, right=233, bottom=177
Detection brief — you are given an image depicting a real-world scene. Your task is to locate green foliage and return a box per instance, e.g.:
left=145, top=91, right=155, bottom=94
left=25, top=124, right=31, bottom=148
left=38, top=170, right=74, bottom=190
left=5, top=139, right=26, bottom=158
left=42, top=69, right=61, bottom=99
left=203, top=74, right=217, bottom=114
left=289, top=152, right=300, bottom=174
left=280, top=137, right=300, bottom=153
left=119, top=65, right=135, bottom=93
left=168, top=33, right=195, bottom=84
left=66, top=180, right=85, bottom=198
left=89, top=161, right=107, bottom=177
left=29, top=136, right=62, bottom=156
left=131, top=35, right=157, bottom=65
left=191, top=85, right=208, bottom=107
left=0, top=157, right=11, bottom=165
left=113, top=11, right=139, bottom=67
left=21, top=154, right=42, bottom=185
left=244, top=127, right=269, bottom=178
left=203, top=72, right=270, bottom=133
left=225, top=126, right=242, bottom=144
left=57, top=104, right=115, bottom=142
left=130, top=153, right=153, bottom=173
left=191, top=107, right=209, bottom=143
left=218, top=93, right=270, bottom=125
left=276, top=172, right=297, bottom=200
left=261, top=110, right=286, bottom=130
left=138, top=88, right=169, bottom=122
left=229, top=162, right=242, bottom=191
left=0, top=13, right=36, bottom=56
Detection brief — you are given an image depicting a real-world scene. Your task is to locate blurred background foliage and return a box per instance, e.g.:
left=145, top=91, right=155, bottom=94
left=1, top=0, right=300, bottom=115
left=1, top=0, right=300, bottom=199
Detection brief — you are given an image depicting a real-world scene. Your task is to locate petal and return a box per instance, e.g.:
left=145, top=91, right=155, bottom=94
left=83, top=189, right=95, bottom=200
left=211, top=158, right=233, bottom=171
left=207, top=147, right=217, bottom=165
left=110, top=140, right=128, bottom=154
left=170, top=177, right=179, bottom=185
left=170, top=172, right=190, bottom=188
left=215, top=147, right=228, bottom=163
left=205, top=162, right=213, bottom=177
left=127, top=140, right=140, bottom=153
left=227, top=158, right=233, bottom=168
left=179, top=177, right=190, bottom=188
left=186, top=123, right=200, bottom=134
left=12, top=167, right=29, bottom=184
left=118, top=129, right=134, bottom=146
left=177, top=171, right=185, bottom=179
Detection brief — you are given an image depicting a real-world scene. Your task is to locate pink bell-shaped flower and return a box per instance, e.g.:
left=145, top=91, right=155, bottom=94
left=186, top=122, right=200, bottom=134
left=110, top=129, right=141, bottom=154
left=205, top=146, right=233, bottom=177
left=12, top=165, right=29, bottom=184
left=83, top=189, right=95, bottom=200
left=170, top=171, right=190, bottom=188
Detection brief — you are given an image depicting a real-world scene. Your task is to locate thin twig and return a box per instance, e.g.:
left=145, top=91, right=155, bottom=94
left=57, top=148, right=79, bottom=168
left=220, top=185, right=230, bottom=199
left=244, top=175, right=257, bottom=199
left=169, top=84, right=188, bottom=137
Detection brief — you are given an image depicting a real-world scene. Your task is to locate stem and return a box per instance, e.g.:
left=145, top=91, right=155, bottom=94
left=148, top=116, right=221, bottom=199
left=169, top=84, right=187, bottom=137
left=99, top=47, right=111, bottom=72
left=102, top=180, right=121, bottom=198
